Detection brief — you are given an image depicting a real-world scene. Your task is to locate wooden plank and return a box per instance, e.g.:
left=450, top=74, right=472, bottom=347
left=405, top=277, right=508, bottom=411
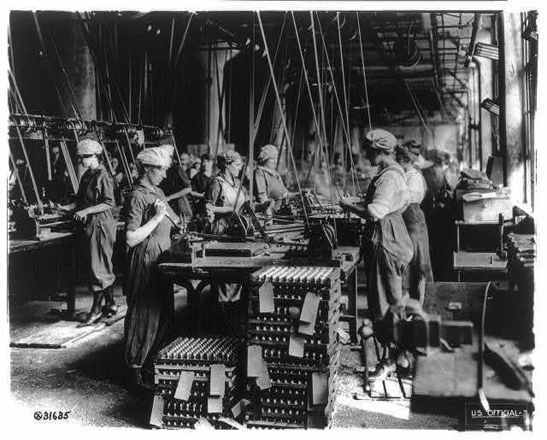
left=414, top=342, right=532, bottom=402
left=424, top=281, right=487, bottom=324
left=453, top=252, right=507, bottom=271
left=9, top=232, right=75, bottom=254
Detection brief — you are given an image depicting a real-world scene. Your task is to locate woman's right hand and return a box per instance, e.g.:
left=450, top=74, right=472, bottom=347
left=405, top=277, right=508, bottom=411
left=153, top=199, right=167, bottom=220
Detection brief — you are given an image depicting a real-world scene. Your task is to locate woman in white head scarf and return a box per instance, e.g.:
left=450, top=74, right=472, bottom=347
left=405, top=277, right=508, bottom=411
left=122, top=145, right=180, bottom=389
left=340, top=129, right=414, bottom=382
left=59, top=138, right=117, bottom=325
left=254, top=144, right=289, bottom=223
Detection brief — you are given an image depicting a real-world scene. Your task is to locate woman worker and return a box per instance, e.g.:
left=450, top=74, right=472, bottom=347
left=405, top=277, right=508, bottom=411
left=339, top=129, right=414, bottom=379
left=254, top=144, right=289, bottom=223
left=395, top=145, right=434, bottom=305
left=204, top=150, right=247, bottom=332
left=204, top=150, right=247, bottom=236
left=123, top=144, right=179, bottom=388
left=59, top=138, right=117, bottom=325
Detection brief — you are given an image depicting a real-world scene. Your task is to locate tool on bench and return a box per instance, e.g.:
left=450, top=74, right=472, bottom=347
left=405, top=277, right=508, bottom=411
left=484, top=343, right=534, bottom=397
left=12, top=202, right=73, bottom=239
left=239, top=201, right=272, bottom=244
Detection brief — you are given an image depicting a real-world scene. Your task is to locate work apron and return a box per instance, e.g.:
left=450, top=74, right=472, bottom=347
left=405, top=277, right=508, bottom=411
left=362, top=168, right=414, bottom=320
left=123, top=183, right=175, bottom=368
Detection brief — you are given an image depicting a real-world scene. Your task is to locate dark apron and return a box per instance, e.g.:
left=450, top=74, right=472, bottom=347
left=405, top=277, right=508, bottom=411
left=123, top=185, right=174, bottom=368
left=362, top=166, right=414, bottom=320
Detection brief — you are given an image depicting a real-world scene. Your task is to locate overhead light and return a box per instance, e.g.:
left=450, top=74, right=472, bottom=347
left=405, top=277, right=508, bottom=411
left=480, top=98, right=499, bottom=115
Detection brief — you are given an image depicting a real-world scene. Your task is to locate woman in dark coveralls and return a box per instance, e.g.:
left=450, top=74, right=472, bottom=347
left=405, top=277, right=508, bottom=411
left=123, top=144, right=179, bottom=388
left=254, top=144, right=289, bottom=224
left=60, top=139, right=117, bottom=325
left=395, top=145, right=434, bottom=305
left=203, top=150, right=247, bottom=333
left=340, top=129, right=414, bottom=380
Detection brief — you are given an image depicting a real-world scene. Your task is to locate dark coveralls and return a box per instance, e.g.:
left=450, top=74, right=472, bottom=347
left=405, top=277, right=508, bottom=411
left=362, top=165, right=414, bottom=321
left=76, top=166, right=116, bottom=292
left=203, top=173, right=247, bottom=334
left=123, top=181, right=176, bottom=368
left=422, top=165, right=453, bottom=280
left=401, top=168, right=434, bottom=304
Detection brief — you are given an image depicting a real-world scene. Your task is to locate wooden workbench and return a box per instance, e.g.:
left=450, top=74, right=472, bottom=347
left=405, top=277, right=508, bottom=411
left=412, top=335, right=533, bottom=429
left=453, top=251, right=508, bottom=281
left=8, top=222, right=125, bottom=318
left=9, top=231, right=76, bottom=254
left=158, top=245, right=361, bottom=337
left=9, top=232, right=79, bottom=315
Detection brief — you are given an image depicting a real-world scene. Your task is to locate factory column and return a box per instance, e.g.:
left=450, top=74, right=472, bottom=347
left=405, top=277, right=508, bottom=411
left=198, top=43, right=239, bottom=156
left=499, top=12, right=525, bottom=204
left=56, top=12, right=96, bottom=120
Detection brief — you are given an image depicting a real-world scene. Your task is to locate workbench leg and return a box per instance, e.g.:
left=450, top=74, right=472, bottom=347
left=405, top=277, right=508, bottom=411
left=178, top=280, right=203, bottom=336
left=348, top=270, right=358, bottom=343
left=67, top=286, right=76, bottom=318
left=361, top=336, right=370, bottom=395
left=63, top=244, right=78, bottom=320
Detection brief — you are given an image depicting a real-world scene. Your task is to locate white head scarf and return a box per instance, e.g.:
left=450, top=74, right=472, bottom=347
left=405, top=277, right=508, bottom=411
left=77, top=138, right=103, bottom=155
left=136, top=145, right=173, bottom=168
left=258, top=144, right=278, bottom=165
left=365, top=129, right=397, bottom=152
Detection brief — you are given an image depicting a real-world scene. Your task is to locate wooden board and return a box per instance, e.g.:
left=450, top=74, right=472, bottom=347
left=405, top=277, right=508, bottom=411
left=9, top=232, right=75, bottom=254
left=202, top=241, right=270, bottom=257
left=413, top=344, right=532, bottom=403
left=159, top=247, right=361, bottom=278
left=10, top=304, right=126, bottom=349
left=424, top=282, right=487, bottom=324
left=453, top=252, right=507, bottom=271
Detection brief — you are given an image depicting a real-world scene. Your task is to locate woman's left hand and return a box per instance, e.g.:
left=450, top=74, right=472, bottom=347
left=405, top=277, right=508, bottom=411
left=74, top=209, right=88, bottom=222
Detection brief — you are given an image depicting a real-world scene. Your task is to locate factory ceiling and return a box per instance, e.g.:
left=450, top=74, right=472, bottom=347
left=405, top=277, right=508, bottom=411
left=83, top=10, right=493, bottom=121
left=11, top=10, right=497, bottom=125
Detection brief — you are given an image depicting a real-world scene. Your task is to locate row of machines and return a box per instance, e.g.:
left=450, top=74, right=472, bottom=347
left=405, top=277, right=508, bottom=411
left=9, top=113, right=168, bottom=240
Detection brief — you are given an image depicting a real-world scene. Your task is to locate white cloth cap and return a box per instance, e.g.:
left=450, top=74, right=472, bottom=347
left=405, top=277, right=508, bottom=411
left=137, top=145, right=173, bottom=168
left=258, top=144, right=278, bottom=164
left=77, top=138, right=103, bottom=155
left=365, top=129, right=397, bottom=152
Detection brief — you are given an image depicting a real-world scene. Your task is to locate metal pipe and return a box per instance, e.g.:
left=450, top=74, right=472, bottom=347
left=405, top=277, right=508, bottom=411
left=464, top=13, right=482, bottom=68
left=257, top=11, right=310, bottom=230
left=14, top=124, right=44, bottom=210
left=290, top=12, right=324, bottom=155
left=9, top=150, right=28, bottom=205
left=248, top=16, right=255, bottom=209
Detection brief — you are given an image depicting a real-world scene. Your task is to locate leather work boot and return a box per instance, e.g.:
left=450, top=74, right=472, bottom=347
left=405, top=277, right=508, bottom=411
left=102, top=285, right=118, bottom=318
left=79, top=290, right=104, bottom=326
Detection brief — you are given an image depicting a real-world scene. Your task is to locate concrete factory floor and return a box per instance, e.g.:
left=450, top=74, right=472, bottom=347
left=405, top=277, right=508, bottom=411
left=9, top=285, right=458, bottom=430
